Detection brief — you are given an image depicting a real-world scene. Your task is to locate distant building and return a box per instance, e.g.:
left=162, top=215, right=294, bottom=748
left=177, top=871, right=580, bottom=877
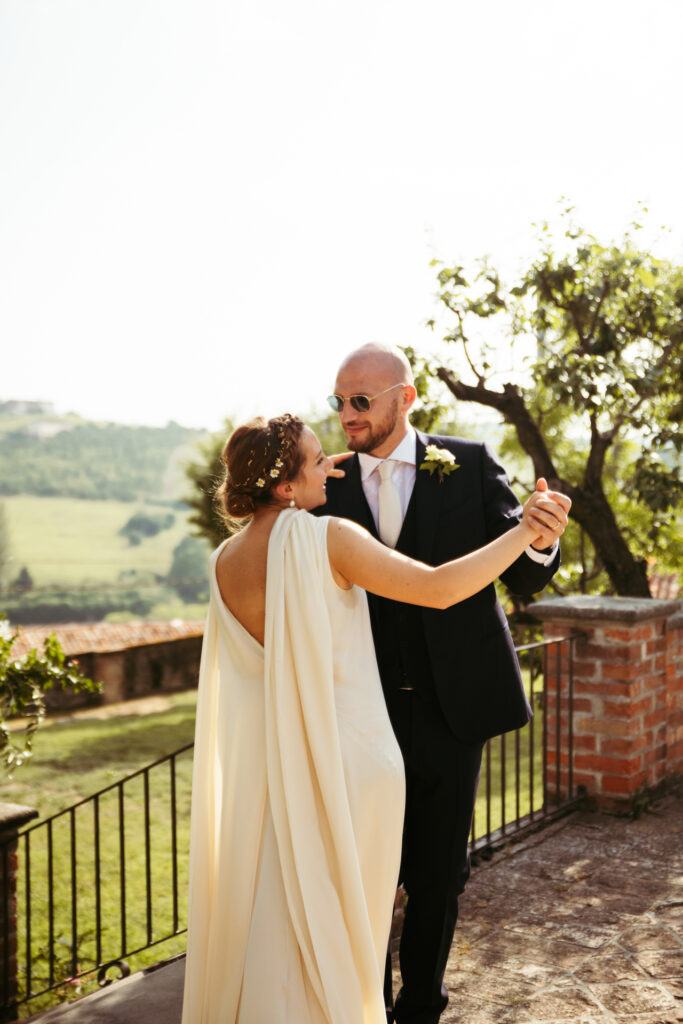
left=11, top=620, right=204, bottom=711
left=0, top=399, right=56, bottom=416
left=22, top=418, right=73, bottom=439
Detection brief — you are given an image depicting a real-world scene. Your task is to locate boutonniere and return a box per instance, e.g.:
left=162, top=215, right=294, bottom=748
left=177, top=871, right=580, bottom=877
left=419, top=444, right=460, bottom=483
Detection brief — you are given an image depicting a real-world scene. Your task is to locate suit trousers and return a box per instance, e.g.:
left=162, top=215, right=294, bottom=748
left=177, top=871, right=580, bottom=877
left=385, top=688, right=483, bottom=1024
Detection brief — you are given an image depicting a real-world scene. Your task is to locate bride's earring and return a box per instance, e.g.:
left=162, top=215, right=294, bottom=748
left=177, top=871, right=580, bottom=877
left=289, top=499, right=296, bottom=508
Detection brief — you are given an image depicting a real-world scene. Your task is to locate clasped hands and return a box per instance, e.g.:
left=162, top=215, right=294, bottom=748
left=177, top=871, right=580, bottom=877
left=523, top=478, right=571, bottom=550
left=328, top=455, right=571, bottom=550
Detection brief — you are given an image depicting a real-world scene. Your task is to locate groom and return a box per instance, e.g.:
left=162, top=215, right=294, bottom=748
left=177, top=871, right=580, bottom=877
left=320, top=343, right=568, bottom=1024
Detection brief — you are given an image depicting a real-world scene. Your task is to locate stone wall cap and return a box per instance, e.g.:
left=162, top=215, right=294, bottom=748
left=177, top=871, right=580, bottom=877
left=532, top=595, right=682, bottom=623
left=0, top=801, right=39, bottom=831
left=669, top=610, right=683, bottom=630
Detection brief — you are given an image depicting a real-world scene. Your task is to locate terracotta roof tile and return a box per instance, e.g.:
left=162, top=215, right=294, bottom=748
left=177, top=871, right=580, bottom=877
left=9, top=620, right=205, bottom=658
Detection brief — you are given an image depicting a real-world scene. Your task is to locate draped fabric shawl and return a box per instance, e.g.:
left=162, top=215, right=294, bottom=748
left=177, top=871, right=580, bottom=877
left=181, top=510, right=388, bottom=1023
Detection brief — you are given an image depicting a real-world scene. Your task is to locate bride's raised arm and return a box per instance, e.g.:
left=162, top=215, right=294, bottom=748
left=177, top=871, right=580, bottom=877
left=326, top=490, right=567, bottom=609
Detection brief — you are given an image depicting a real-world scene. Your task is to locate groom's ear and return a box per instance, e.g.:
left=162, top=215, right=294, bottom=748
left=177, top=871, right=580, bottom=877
left=401, top=384, right=417, bottom=413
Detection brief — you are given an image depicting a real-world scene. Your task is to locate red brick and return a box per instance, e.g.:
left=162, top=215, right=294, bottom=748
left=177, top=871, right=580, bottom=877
left=574, top=680, right=636, bottom=698
left=572, top=771, right=599, bottom=790
left=605, top=626, right=658, bottom=642
left=602, top=661, right=646, bottom=682
left=573, top=734, right=597, bottom=751
left=643, top=710, right=667, bottom=730
left=643, top=745, right=667, bottom=767
left=605, top=695, right=654, bottom=719
left=575, top=753, right=642, bottom=774
left=583, top=642, right=632, bottom=660
left=642, top=673, right=666, bottom=691
left=599, top=701, right=629, bottom=719
left=600, top=733, right=651, bottom=756
left=572, top=660, right=598, bottom=678
left=575, top=715, right=640, bottom=737
left=600, top=701, right=634, bottom=720
left=601, top=774, right=636, bottom=794
left=666, top=739, right=683, bottom=764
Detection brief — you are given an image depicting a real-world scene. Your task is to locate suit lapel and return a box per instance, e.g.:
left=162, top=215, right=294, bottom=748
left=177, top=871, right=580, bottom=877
left=415, top=432, right=445, bottom=563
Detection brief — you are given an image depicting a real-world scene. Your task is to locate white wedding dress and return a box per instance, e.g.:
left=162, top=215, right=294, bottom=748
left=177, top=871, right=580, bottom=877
left=181, top=509, right=405, bottom=1024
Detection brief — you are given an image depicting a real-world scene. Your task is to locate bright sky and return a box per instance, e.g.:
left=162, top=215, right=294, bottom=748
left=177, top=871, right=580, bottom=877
left=1, top=0, right=682, bottom=431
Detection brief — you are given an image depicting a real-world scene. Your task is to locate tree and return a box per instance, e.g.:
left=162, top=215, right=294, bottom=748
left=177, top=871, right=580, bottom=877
left=184, top=420, right=234, bottom=549
left=119, top=510, right=175, bottom=546
left=0, top=617, right=101, bottom=774
left=414, top=214, right=683, bottom=597
left=0, top=502, right=11, bottom=592
left=167, top=536, right=210, bottom=603
left=11, top=566, right=34, bottom=593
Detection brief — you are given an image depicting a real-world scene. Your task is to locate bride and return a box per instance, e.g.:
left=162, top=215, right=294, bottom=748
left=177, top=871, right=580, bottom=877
left=181, top=413, right=560, bottom=1024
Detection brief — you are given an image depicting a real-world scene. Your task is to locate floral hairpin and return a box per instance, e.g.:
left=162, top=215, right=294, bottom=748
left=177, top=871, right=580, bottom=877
left=243, top=428, right=290, bottom=489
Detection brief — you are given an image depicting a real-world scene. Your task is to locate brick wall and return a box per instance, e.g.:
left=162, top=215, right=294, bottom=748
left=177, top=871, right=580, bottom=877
left=0, top=804, right=38, bottom=1020
left=534, top=596, right=682, bottom=811
left=666, top=610, right=683, bottom=781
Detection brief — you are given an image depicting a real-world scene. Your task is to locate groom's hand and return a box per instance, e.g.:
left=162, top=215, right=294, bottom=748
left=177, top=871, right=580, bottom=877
left=327, top=451, right=354, bottom=479
left=527, top=477, right=572, bottom=550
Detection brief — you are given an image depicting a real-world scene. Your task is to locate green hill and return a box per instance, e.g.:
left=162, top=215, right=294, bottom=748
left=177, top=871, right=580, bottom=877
left=0, top=408, right=204, bottom=502
left=0, top=406, right=213, bottom=623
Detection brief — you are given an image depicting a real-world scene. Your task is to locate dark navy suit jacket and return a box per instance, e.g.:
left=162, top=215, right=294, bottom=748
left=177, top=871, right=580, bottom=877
left=319, top=431, right=560, bottom=743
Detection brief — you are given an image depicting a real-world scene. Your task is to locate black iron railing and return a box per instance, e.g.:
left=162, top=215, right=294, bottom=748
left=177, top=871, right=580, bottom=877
left=471, top=633, right=582, bottom=859
left=2, top=633, right=581, bottom=1017
left=2, top=742, right=194, bottom=1017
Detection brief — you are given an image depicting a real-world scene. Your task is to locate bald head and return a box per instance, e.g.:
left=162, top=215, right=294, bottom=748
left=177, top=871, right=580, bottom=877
left=333, top=343, right=417, bottom=457
left=337, top=343, right=414, bottom=387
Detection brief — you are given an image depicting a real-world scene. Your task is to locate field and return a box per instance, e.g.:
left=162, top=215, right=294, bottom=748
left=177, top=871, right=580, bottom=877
left=2, top=495, right=193, bottom=588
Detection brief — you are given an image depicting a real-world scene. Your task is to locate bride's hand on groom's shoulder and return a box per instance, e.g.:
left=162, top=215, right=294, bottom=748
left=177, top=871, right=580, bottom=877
left=327, top=451, right=354, bottom=479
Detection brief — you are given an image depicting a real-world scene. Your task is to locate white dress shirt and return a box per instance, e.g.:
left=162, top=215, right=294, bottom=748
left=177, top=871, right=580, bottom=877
left=358, top=427, right=557, bottom=566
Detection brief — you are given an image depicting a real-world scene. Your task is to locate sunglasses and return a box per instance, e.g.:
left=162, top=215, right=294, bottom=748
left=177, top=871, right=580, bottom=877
left=326, top=383, right=406, bottom=414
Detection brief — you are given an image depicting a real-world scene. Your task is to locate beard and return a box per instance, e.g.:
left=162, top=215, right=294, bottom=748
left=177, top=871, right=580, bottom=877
left=344, top=398, right=401, bottom=454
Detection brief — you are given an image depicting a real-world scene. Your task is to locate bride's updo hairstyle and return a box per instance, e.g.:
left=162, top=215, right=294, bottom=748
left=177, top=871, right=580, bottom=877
left=215, top=413, right=306, bottom=527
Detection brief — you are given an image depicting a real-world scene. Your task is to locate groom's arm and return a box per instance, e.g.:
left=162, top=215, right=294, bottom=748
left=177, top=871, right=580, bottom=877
left=479, top=443, right=560, bottom=595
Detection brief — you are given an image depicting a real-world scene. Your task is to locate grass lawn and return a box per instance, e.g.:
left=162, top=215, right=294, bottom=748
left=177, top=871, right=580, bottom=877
left=2, top=496, right=193, bottom=588
left=474, top=701, right=545, bottom=846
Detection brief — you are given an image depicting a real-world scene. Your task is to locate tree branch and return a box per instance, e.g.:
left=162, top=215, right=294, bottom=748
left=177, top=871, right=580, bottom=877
left=436, top=365, right=650, bottom=594
left=461, top=328, right=485, bottom=385
left=584, top=411, right=612, bottom=486
left=538, top=269, right=587, bottom=350
left=607, top=334, right=680, bottom=439
left=436, top=366, right=564, bottom=486
left=587, top=277, right=610, bottom=345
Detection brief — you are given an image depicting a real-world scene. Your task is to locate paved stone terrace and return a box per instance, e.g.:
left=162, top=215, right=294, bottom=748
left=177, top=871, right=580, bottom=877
left=433, top=793, right=683, bottom=1024
left=25, top=794, right=683, bottom=1024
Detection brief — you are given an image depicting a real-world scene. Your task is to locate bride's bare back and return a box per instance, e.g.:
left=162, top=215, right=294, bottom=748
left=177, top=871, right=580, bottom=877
left=215, top=511, right=352, bottom=645
left=215, top=517, right=276, bottom=646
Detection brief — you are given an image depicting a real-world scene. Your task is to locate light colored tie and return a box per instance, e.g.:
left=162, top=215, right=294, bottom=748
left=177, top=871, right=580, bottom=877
left=377, top=460, right=403, bottom=548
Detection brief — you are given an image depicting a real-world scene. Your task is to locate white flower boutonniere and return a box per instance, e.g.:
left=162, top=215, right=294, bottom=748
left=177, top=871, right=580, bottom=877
left=419, top=444, right=460, bottom=483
